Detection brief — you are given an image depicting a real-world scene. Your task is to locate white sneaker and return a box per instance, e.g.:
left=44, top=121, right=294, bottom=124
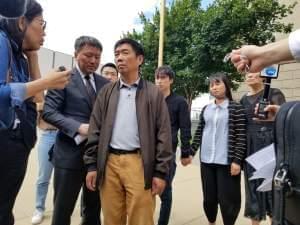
left=31, top=210, right=44, bottom=225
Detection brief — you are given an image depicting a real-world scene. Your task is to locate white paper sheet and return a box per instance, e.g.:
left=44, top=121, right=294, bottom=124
left=257, top=178, right=273, bottom=192
left=249, top=160, right=276, bottom=180
left=246, top=144, right=275, bottom=171
left=246, top=144, right=277, bottom=192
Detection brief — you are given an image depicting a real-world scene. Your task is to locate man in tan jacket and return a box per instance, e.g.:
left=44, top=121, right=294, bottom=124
left=84, top=38, right=172, bottom=225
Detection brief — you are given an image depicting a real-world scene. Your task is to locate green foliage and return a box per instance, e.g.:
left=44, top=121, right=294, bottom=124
left=125, top=0, right=296, bottom=106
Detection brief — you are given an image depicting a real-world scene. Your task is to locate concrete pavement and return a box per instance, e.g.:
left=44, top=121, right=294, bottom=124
left=14, top=148, right=270, bottom=225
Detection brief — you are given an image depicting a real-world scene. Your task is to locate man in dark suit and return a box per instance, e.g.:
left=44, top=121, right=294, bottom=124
left=42, top=36, right=108, bottom=225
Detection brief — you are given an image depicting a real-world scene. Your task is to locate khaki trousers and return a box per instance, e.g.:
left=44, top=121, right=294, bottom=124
left=100, top=153, right=155, bottom=225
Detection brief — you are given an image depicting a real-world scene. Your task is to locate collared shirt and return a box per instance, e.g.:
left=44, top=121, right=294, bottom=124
left=110, top=78, right=141, bottom=150
left=289, top=29, right=300, bottom=62
left=73, top=63, right=97, bottom=145
left=201, top=99, right=229, bottom=165
left=75, top=63, right=96, bottom=91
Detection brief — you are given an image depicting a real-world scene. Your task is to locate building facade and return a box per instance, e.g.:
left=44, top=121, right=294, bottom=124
left=38, top=48, right=102, bottom=77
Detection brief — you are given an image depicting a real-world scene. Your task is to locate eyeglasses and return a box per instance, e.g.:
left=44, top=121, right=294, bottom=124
left=34, top=19, right=47, bottom=30
left=40, top=20, right=47, bottom=30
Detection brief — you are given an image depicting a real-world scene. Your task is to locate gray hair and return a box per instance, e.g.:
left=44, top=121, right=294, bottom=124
left=74, top=36, right=102, bottom=52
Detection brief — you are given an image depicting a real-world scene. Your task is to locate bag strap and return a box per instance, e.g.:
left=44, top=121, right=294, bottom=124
left=5, top=38, right=13, bottom=83
left=274, top=165, right=290, bottom=225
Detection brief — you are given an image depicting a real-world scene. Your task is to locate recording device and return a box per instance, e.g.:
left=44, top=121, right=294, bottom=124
left=256, top=64, right=280, bottom=119
left=260, top=64, right=279, bottom=79
left=57, top=66, right=66, bottom=72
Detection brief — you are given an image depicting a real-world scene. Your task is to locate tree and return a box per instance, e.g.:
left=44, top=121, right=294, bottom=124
left=125, top=0, right=296, bottom=107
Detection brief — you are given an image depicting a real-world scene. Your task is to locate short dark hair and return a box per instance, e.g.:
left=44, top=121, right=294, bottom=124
left=114, top=38, right=144, bottom=57
left=209, top=72, right=233, bottom=101
left=100, top=63, right=118, bottom=74
left=155, top=65, right=175, bottom=79
left=74, top=36, right=103, bottom=52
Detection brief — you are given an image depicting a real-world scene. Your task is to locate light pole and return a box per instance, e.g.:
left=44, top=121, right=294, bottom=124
left=158, top=0, right=166, bottom=67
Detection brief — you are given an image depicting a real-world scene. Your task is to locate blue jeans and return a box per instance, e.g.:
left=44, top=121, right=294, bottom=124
left=158, top=159, right=177, bottom=225
left=35, top=129, right=57, bottom=212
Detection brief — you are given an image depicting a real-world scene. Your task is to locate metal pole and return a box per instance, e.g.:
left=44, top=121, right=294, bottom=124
left=158, top=0, right=166, bottom=67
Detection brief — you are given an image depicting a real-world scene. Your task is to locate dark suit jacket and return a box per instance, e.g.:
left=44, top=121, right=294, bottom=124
left=42, top=68, right=109, bottom=170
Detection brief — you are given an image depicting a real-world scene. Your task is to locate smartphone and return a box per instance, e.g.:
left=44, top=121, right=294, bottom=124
left=260, top=64, right=279, bottom=79
left=58, top=66, right=66, bottom=72
left=256, top=100, right=270, bottom=119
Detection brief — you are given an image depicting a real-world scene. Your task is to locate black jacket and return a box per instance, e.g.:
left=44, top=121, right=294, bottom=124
left=165, top=92, right=191, bottom=158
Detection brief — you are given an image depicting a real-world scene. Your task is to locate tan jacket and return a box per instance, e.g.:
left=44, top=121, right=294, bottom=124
left=84, top=79, right=173, bottom=189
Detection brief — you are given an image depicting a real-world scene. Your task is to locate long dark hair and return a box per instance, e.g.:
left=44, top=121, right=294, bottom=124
left=0, top=0, right=43, bottom=50
left=209, top=72, right=233, bottom=101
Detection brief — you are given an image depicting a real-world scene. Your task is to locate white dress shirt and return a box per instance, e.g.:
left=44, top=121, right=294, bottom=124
left=289, top=29, right=300, bottom=62
left=75, top=63, right=96, bottom=91
left=74, top=63, right=96, bottom=145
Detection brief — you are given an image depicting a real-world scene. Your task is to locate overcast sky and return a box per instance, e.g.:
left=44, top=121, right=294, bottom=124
left=39, top=0, right=213, bottom=64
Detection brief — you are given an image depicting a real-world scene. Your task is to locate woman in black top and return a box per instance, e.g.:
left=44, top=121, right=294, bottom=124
left=240, top=72, right=285, bottom=225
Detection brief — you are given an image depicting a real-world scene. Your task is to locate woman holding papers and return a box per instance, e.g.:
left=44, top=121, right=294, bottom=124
left=191, top=73, right=246, bottom=225
left=240, top=72, right=285, bottom=225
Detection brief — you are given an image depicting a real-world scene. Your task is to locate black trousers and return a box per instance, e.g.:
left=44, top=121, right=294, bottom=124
left=201, top=163, right=241, bottom=225
left=0, top=136, right=30, bottom=225
left=51, top=167, right=101, bottom=225
left=158, top=159, right=177, bottom=225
